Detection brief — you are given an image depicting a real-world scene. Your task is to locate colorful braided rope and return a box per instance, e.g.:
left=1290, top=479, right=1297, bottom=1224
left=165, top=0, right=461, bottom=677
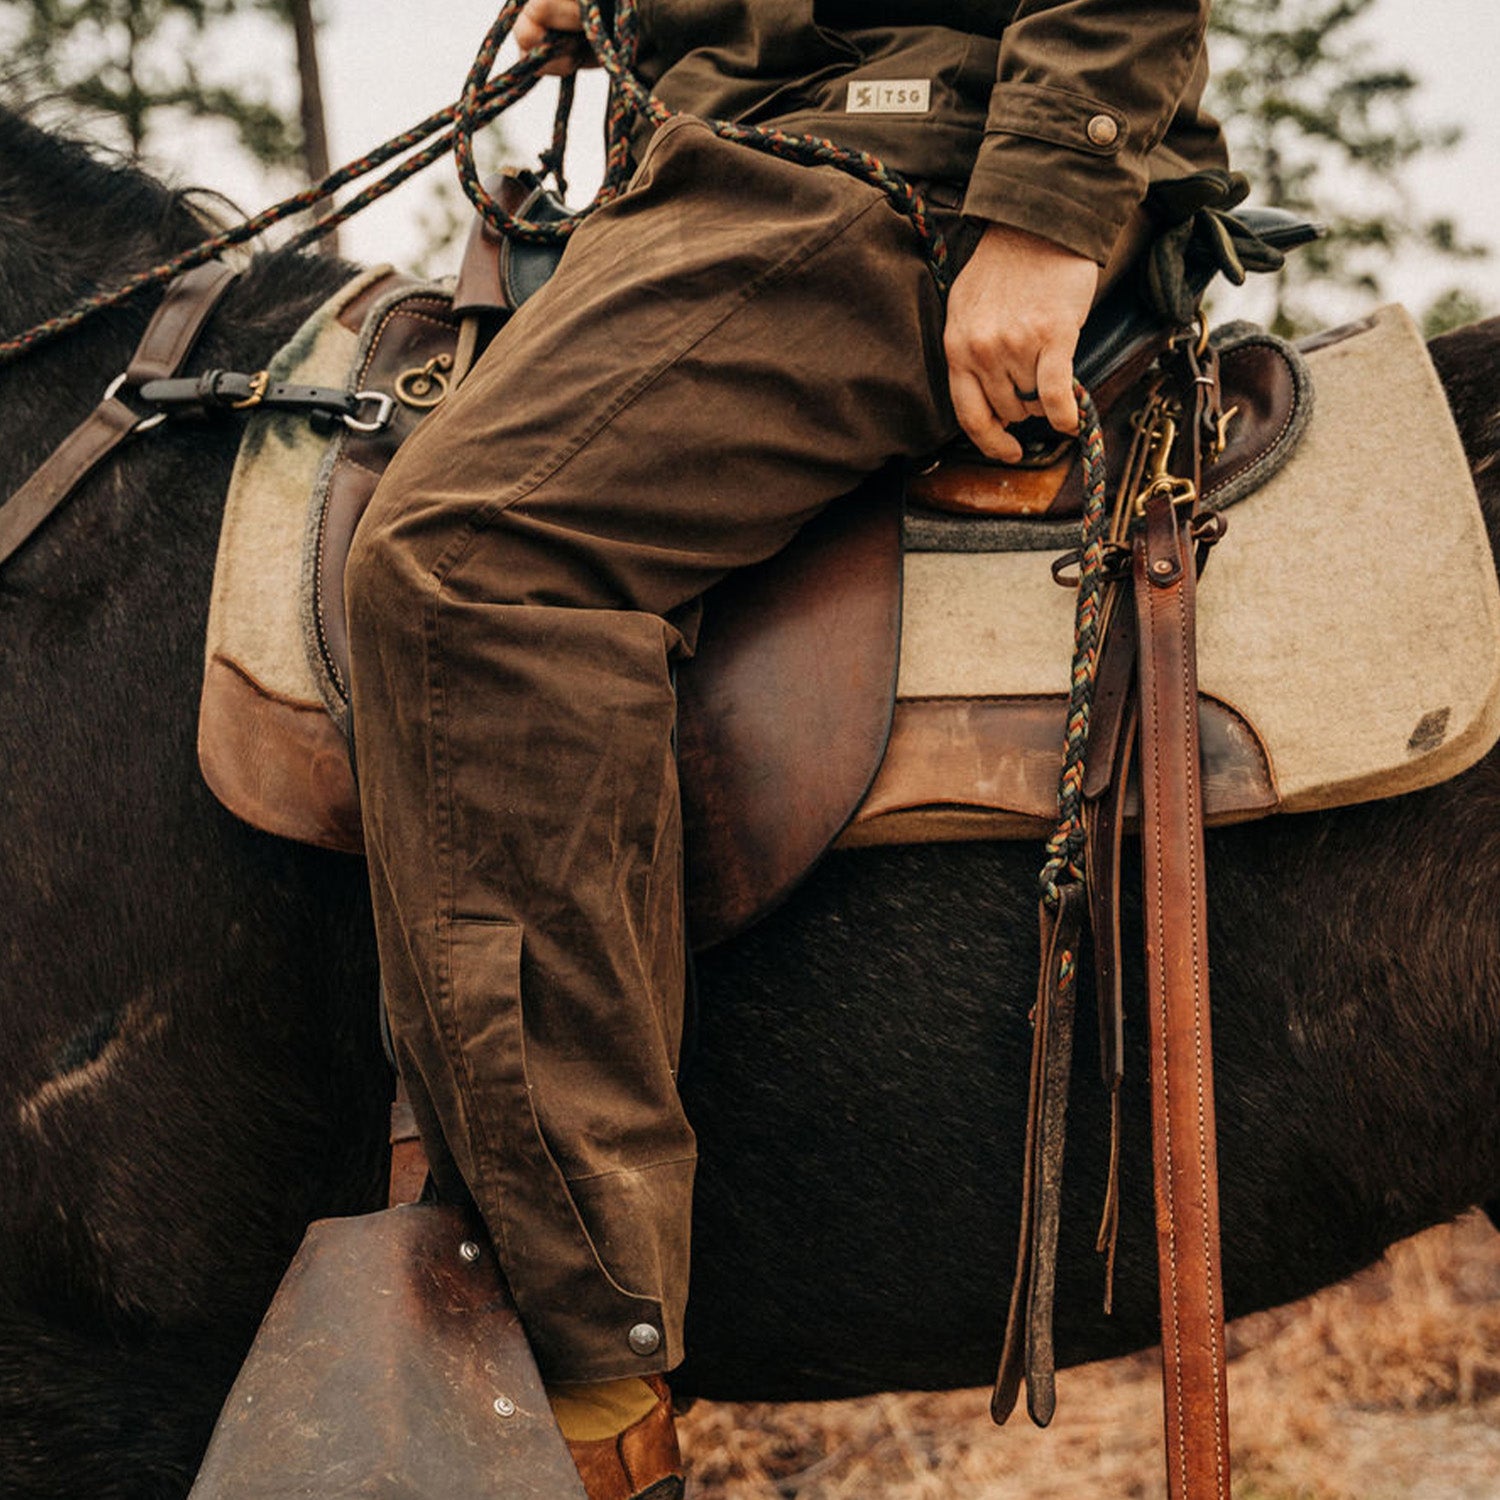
left=455, top=0, right=949, bottom=275
left=0, top=44, right=557, bottom=365
left=1038, top=383, right=1109, bottom=910
left=1, top=0, right=949, bottom=365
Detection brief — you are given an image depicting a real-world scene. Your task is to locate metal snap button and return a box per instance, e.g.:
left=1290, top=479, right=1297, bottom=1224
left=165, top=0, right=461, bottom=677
left=628, top=1322, right=662, bottom=1356
left=1087, top=114, right=1120, bottom=147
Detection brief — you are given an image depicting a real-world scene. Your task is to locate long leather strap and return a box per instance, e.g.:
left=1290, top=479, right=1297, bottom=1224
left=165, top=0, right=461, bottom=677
left=0, top=260, right=237, bottom=569
left=1132, top=484, right=1230, bottom=1500
left=1082, top=599, right=1138, bottom=1305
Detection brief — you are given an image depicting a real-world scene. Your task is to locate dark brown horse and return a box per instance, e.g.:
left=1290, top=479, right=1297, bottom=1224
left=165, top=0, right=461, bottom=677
left=1, top=107, right=1497, bottom=1499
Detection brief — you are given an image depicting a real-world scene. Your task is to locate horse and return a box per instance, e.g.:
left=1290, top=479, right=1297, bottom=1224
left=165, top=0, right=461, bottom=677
left=1, top=105, right=1498, bottom=1500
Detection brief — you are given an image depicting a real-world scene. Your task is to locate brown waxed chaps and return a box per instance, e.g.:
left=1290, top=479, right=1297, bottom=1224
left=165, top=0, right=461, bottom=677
left=344, top=117, right=967, bottom=1381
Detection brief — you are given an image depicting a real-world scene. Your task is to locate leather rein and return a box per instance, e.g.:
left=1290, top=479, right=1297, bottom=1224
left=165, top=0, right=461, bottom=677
left=993, top=323, right=1235, bottom=1499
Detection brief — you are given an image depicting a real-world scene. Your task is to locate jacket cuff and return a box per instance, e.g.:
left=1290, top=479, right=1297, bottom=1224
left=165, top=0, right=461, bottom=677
left=961, top=83, right=1148, bottom=264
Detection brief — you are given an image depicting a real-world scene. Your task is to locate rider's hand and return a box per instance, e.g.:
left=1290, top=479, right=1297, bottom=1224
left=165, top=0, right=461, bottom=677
left=944, top=222, right=1099, bottom=463
left=515, top=0, right=596, bottom=76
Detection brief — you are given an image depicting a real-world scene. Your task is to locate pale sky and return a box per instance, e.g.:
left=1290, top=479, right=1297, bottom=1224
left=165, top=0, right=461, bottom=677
left=58, top=1, right=1500, bottom=319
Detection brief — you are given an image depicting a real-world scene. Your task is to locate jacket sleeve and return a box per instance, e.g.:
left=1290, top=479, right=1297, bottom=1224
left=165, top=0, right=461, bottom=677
left=962, top=0, right=1216, bottom=264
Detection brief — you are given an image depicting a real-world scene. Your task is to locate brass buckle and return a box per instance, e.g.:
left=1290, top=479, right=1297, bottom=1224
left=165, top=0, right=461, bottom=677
left=230, top=369, right=270, bottom=410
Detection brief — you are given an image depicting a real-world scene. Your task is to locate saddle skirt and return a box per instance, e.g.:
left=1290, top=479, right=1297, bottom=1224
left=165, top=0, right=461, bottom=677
left=199, top=288, right=1500, bottom=947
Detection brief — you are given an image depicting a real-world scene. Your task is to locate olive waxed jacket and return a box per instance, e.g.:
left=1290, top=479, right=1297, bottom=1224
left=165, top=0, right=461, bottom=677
left=633, top=0, right=1227, bottom=265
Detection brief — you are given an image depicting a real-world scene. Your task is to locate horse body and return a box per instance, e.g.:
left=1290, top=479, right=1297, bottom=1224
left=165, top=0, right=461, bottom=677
left=1, top=109, right=1497, bottom=1498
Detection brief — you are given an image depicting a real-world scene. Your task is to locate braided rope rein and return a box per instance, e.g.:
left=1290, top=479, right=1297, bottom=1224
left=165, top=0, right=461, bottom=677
left=0, top=41, right=562, bottom=366
left=455, top=0, right=949, bottom=273
left=1, top=0, right=948, bottom=367
left=1038, top=382, right=1110, bottom=912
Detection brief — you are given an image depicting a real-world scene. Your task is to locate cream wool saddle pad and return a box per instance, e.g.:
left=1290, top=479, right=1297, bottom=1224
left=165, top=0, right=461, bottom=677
left=200, top=295, right=1498, bottom=859
left=844, top=304, right=1500, bottom=845
left=200, top=266, right=407, bottom=848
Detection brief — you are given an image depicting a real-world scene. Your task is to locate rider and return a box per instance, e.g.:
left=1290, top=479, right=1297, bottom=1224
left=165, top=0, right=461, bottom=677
left=345, top=3, right=1228, bottom=1495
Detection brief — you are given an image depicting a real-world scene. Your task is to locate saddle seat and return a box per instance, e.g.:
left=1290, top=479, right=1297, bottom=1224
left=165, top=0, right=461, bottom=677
left=198, top=229, right=1500, bottom=949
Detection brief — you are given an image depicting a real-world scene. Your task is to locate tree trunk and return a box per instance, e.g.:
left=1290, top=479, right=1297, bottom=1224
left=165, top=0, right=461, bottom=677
left=287, top=0, right=339, bottom=256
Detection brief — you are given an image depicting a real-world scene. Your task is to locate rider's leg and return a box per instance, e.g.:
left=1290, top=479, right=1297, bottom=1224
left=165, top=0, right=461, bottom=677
left=346, top=118, right=957, bottom=1399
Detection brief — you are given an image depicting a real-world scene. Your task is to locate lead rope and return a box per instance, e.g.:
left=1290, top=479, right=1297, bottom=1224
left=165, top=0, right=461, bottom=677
left=454, top=0, right=950, bottom=276
left=0, top=0, right=948, bottom=366
left=0, top=39, right=564, bottom=364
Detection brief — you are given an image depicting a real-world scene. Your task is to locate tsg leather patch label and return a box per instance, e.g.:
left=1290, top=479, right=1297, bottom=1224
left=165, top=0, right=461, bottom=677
left=846, top=79, right=931, bottom=114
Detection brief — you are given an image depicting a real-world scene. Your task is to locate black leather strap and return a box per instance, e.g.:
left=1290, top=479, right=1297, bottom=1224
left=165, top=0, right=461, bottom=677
left=137, top=370, right=380, bottom=425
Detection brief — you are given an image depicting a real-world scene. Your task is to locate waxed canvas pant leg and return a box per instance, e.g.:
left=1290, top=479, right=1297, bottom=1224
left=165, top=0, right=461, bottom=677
left=345, top=118, right=958, bottom=1383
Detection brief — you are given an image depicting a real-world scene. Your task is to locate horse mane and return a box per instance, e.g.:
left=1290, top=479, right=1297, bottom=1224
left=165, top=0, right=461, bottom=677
left=0, top=106, right=225, bottom=308
left=0, top=102, right=354, bottom=552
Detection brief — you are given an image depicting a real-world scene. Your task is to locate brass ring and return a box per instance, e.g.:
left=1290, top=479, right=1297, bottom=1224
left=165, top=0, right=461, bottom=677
left=395, top=353, right=454, bottom=410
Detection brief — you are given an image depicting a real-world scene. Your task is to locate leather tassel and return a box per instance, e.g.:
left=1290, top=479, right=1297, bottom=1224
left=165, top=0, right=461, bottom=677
left=1082, top=592, right=1138, bottom=1319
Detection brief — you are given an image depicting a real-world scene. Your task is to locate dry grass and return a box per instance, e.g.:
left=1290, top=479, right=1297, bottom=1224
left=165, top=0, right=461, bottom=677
left=679, top=1213, right=1500, bottom=1499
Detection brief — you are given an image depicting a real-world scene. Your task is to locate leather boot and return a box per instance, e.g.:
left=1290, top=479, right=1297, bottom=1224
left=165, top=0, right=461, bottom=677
left=565, top=1377, right=683, bottom=1500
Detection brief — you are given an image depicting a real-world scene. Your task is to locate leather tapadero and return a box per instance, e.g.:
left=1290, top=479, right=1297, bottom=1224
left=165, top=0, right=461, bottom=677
left=187, top=1205, right=588, bottom=1500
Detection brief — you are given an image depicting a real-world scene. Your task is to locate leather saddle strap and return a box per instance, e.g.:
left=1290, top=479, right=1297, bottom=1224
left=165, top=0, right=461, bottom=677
left=0, top=260, right=237, bottom=569
left=1082, top=599, right=1138, bottom=1306
left=996, top=598, right=1136, bottom=1426
left=1132, top=485, right=1231, bottom=1499
left=992, top=880, right=1085, bottom=1427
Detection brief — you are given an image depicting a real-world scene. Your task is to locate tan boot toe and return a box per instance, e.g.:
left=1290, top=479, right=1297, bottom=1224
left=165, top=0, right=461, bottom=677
left=566, top=1378, right=683, bottom=1500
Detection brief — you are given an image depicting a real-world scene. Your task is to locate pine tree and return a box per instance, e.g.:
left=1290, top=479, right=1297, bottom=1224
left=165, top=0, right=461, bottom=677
left=257, top=0, right=338, bottom=251
left=0, top=1, right=297, bottom=164
left=0, top=0, right=339, bottom=247
left=1207, top=0, right=1488, bottom=335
